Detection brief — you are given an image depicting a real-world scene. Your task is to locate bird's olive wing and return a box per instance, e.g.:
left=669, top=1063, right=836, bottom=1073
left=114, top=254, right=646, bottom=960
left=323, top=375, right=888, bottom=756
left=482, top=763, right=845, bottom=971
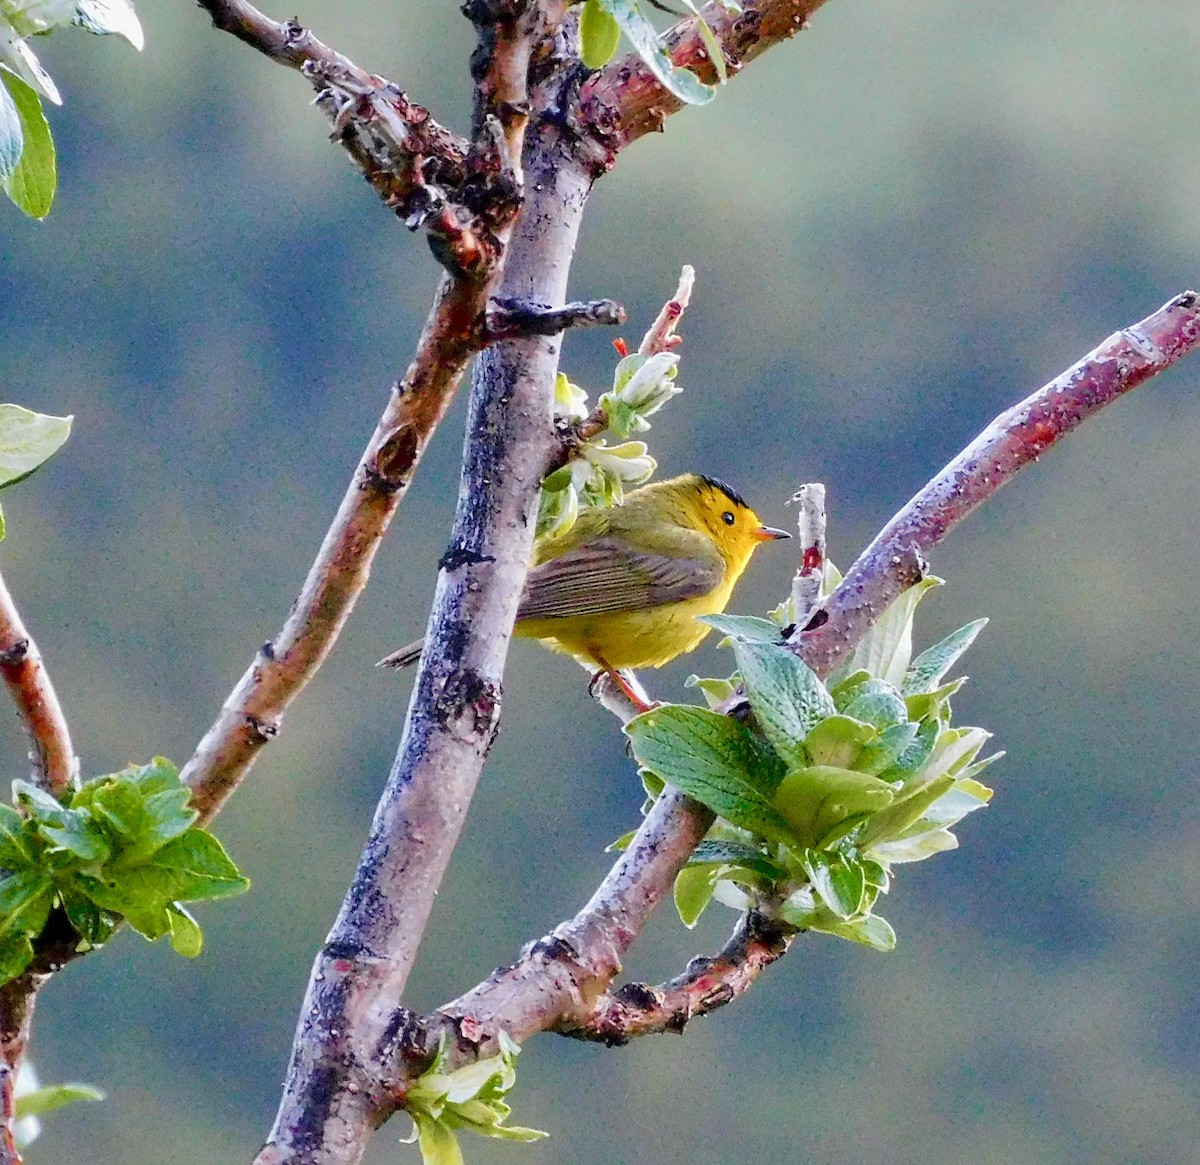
left=517, top=535, right=725, bottom=620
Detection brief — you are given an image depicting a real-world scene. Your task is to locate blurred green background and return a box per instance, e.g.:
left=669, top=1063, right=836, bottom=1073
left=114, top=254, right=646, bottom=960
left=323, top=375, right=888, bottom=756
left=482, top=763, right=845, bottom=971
left=3, top=1, right=1199, bottom=1162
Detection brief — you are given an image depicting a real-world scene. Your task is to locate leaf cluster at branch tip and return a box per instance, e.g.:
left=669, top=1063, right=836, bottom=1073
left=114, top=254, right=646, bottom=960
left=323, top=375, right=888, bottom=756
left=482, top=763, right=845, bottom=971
left=538, top=349, right=683, bottom=539
left=626, top=573, right=998, bottom=948
left=0, top=757, right=249, bottom=983
left=403, top=1032, right=546, bottom=1165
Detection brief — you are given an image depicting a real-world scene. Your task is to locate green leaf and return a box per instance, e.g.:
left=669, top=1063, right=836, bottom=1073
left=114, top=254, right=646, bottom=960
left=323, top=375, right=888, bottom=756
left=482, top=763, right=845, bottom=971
left=903, top=618, right=987, bottom=695
left=877, top=716, right=939, bottom=782
left=86, top=771, right=195, bottom=860
left=0, top=405, right=72, bottom=488
left=58, top=884, right=116, bottom=947
left=0, top=803, right=37, bottom=868
left=840, top=679, right=908, bottom=729
left=869, top=828, right=958, bottom=864
left=0, top=73, right=54, bottom=219
left=579, top=0, right=621, bottom=69
left=593, top=0, right=715, bottom=105
left=803, top=850, right=866, bottom=920
left=0, top=74, right=23, bottom=185
left=811, top=911, right=897, bottom=952
left=903, top=675, right=966, bottom=723
left=14, top=1082, right=104, bottom=1119
left=73, top=0, right=145, bottom=49
left=733, top=640, right=836, bottom=766
left=689, top=838, right=784, bottom=879
left=673, top=862, right=719, bottom=927
left=166, top=902, right=203, bottom=957
left=859, top=773, right=955, bottom=848
left=103, top=828, right=249, bottom=904
left=0, top=934, right=35, bottom=982
left=697, top=613, right=782, bottom=643
left=0, top=868, right=55, bottom=945
left=683, top=673, right=738, bottom=709
left=626, top=705, right=792, bottom=841
left=854, top=721, right=920, bottom=776
left=832, top=576, right=943, bottom=688
left=802, top=715, right=876, bottom=769
left=414, top=1113, right=465, bottom=1165
left=770, top=765, right=895, bottom=850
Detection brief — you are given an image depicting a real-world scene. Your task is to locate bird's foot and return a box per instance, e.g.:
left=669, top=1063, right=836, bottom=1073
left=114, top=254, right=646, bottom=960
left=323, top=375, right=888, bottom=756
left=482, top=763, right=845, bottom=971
left=589, top=668, right=660, bottom=715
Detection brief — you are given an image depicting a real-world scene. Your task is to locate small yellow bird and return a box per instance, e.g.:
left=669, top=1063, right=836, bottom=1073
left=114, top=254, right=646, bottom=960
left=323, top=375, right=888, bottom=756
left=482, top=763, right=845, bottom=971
left=379, top=473, right=789, bottom=694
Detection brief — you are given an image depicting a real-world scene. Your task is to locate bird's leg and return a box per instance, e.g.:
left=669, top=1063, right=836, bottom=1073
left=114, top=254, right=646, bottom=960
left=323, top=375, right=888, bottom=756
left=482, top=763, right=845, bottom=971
left=587, top=655, right=659, bottom=715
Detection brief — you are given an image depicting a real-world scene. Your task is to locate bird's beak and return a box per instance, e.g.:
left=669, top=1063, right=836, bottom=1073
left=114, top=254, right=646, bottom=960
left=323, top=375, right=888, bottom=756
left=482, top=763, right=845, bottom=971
left=754, top=525, right=791, bottom=542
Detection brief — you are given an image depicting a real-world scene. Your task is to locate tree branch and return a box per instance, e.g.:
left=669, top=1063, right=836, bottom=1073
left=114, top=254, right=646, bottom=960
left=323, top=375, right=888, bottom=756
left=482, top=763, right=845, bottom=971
left=181, top=273, right=493, bottom=822
left=795, top=289, right=1200, bottom=674
left=0, top=973, right=44, bottom=1165
left=255, top=9, right=574, bottom=1161
left=561, top=909, right=795, bottom=1043
left=194, top=1, right=372, bottom=80
left=0, top=570, right=76, bottom=795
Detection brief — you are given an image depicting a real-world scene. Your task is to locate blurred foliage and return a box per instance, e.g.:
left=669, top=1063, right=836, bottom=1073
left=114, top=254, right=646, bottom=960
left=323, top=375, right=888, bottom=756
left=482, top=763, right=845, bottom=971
left=0, top=1, right=1198, bottom=1162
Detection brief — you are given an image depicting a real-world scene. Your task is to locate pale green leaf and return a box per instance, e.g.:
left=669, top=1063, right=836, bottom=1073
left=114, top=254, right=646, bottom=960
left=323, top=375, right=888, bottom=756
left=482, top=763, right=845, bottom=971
left=903, top=618, right=987, bottom=695
left=734, top=639, right=836, bottom=766
left=593, top=0, right=715, bottom=105
left=73, top=0, right=144, bottom=49
left=0, top=404, right=71, bottom=487
left=832, top=576, right=942, bottom=687
left=0, top=72, right=53, bottom=218
left=14, top=1082, right=103, bottom=1119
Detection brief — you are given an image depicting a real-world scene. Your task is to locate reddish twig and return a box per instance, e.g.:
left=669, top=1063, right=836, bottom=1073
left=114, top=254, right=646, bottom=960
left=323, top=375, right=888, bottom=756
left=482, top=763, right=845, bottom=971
left=562, top=910, right=794, bottom=1043
left=638, top=264, right=694, bottom=355
left=0, top=571, right=76, bottom=795
left=181, top=275, right=492, bottom=822
left=795, top=290, right=1200, bottom=675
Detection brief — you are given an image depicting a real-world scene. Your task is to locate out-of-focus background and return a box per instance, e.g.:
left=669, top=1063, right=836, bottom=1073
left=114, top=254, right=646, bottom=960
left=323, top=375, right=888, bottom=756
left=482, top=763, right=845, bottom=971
left=3, top=2, right=1199, bottom=1162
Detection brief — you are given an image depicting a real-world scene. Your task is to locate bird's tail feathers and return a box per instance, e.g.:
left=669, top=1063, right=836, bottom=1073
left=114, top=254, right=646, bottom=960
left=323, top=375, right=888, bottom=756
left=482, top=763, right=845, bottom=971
left=377, top=638, right=425, bottom=669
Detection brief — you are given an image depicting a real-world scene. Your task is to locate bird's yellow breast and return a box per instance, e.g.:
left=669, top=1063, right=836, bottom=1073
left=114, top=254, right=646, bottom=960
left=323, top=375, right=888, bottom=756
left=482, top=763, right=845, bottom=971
left=516, top=575, right=738, bottom=671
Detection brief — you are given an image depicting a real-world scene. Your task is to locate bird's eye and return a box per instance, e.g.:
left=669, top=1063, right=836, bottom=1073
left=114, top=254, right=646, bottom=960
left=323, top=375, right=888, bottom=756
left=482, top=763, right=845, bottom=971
left=722, top=510, right=736, bottom=526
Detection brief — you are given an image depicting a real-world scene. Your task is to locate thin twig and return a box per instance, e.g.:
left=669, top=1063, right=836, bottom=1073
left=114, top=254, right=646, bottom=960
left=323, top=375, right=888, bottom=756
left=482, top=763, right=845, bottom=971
left=182, top=275, right=492, bottom=822
left=788, top=482, right=827, bottom=629
left=795, top=290, right=1200, bottom=675
left=639, top=264, right=694, bottom=355
left=562, top=909, right=794, bottom=1042
left=195, top=1, right=371, bottom=79
left=485, top=296, right=626, bottom=340
left=0, top=571, right=76, bottom=795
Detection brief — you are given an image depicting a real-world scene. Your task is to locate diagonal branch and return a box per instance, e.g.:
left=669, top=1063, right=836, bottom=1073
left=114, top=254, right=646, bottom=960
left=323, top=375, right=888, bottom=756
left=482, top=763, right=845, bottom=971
left=181, top=274, right=492, bottom=821
left=795, top=289, right=1200, bottom=674
left=0, top=570, right=76, bottom=795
